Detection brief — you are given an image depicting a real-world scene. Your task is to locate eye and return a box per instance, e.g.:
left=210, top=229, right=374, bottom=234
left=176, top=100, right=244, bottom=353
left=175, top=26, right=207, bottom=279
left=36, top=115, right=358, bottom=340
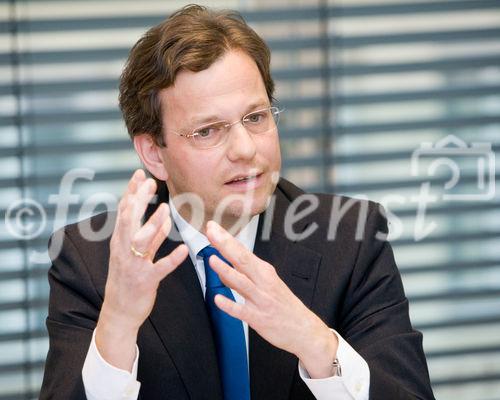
left=194, top=123, right=224, bottom=139
left=244, top=111, right=266, bottom=124
left=196, top=128, right=212, bottom=138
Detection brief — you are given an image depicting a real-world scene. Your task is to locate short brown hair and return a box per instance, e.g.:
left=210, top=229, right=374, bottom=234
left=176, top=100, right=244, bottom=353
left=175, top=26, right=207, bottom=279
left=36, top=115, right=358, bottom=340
left=118, top=4, right=275, bottom=146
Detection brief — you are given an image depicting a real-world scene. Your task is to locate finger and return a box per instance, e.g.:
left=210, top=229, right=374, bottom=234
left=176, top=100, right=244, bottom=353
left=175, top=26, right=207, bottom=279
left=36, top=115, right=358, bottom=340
left=117, top=171, right=145, bottom=223
left=115, top=193, right=128, bottom=229
left=154, top=243, right=189, bottom=280
left=115, top=177, right=157, bottom=244
left=147, top=206, right=173, bottom=259
left=119, top=170, right=146, bottom=221
left=209, top=255, right=255, bottom=300
left=130, top=178, right=158, bottom=232
left=126, top=169, right=146, bottom=196
left=114, top=191, right=134, bottom=240
left=206, top=220, right=261, bottom=282
left=131, top=202, right=169, bottom=257
left=214, top=294, right=247, bottom=322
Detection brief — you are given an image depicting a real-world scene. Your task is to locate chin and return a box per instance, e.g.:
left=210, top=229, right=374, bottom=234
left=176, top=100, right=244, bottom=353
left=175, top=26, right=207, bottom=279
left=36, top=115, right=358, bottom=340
left=212, top=195, right=268, bottom=225
left=227, top=201, right=264, bottom=219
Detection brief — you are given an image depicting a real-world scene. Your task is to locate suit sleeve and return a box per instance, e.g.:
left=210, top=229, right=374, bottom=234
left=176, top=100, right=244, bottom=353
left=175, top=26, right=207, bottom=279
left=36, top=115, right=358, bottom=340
left=39, top=227, right=103, bottom=400
left=339, top=204, right=435, bottom=400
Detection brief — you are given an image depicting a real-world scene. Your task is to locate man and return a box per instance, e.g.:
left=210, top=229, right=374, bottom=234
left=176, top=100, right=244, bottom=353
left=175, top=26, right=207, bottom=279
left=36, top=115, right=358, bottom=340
left=40, top=5, right=434, bottom=400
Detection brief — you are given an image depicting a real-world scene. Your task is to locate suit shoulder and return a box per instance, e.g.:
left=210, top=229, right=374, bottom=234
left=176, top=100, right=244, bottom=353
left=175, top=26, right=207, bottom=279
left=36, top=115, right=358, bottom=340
left=276, top=177, right=306, bottom=200
left=48, top=211, right=116, bottom=295
left=277, top=177, right=380, bottom=225
left=316, top=193, right=379, bottom=221
left=56, top=211, right=116, bottom=240
left=49, top=211, right=116, bottom=267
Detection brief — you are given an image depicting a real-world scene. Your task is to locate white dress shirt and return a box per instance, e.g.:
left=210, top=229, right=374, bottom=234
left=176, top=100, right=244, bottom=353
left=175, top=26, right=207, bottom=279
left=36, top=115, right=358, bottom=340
left=82, top=201, right=370, bottom=400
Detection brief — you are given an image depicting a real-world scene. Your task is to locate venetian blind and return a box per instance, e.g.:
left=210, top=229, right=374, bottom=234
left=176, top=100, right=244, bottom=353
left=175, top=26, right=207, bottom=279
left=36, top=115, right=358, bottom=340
left=0, top=1, right=499, bottom=399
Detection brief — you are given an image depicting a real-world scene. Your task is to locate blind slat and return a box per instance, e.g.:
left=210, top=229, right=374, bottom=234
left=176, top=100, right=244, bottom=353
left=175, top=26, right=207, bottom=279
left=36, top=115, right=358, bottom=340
left=2, top=1, right=499, bottom=398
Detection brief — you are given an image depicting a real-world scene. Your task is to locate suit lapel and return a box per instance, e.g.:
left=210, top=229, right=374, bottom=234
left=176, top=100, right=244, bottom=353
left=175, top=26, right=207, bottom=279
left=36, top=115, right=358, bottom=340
left=144, top=180, right=321, bottom=400
left=250, top=183, right=322, bottom=400
left=145, top=183, right=223, bottom=399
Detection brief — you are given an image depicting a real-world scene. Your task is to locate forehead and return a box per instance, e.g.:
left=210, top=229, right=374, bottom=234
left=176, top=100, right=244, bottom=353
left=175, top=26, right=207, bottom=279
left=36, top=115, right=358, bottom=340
left=159, top=50, right=269, bottom=128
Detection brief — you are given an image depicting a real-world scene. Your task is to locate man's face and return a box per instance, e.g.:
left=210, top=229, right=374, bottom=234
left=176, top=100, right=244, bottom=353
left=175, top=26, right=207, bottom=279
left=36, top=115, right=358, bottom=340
left=157, top=49, right=281, bottom=229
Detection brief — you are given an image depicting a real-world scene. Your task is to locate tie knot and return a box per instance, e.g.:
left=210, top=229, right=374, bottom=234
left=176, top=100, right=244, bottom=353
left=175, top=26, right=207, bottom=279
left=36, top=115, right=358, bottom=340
left=198, top=246, right=231, bottom=289
left=198, top=245, right=219, bottom=259
left=199, top=246, right=231, bottom=265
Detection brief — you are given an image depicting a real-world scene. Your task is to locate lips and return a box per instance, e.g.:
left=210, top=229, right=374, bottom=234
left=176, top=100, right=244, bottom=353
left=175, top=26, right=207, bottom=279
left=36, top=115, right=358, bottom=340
left=224, top=168, right=262, bottom=185
left=226, top=174, right=258, bottom=184
left=224, top=172, right=264, bottom=190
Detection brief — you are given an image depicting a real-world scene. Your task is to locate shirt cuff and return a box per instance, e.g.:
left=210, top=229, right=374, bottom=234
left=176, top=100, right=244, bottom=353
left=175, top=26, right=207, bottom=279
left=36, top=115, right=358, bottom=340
left=298, top=329, right=370, bottom=400
left=82, top=329, right=141, bottom=400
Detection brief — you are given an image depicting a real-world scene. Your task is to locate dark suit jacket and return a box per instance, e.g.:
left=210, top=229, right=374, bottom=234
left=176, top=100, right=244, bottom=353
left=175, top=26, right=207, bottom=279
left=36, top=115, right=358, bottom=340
left=40, top=178, right=435, bottom=399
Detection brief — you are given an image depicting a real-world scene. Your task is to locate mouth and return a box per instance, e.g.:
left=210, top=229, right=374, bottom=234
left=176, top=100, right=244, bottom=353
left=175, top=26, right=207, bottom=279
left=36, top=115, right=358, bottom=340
left=224, top=172, right=263, bottom=189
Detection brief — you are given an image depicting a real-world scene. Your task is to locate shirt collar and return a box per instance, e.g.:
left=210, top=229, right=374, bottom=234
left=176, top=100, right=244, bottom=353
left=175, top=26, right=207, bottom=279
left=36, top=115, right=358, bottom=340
left=168, top=197, right=260, bottom=263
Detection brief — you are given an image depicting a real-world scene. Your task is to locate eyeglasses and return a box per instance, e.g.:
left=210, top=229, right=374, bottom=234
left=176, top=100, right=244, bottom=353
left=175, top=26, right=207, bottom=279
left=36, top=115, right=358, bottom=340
left=170, top=106, right=283, bottom=149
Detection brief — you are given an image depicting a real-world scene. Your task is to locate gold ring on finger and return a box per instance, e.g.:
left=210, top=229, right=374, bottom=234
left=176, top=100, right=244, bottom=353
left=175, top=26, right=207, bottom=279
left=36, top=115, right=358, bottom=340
left=130, top=244, right=149, bottom=258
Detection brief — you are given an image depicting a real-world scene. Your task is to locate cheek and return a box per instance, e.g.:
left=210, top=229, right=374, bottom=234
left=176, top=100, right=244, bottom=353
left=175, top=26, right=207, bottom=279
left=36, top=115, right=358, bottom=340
left=180, top=153, right=223, bottom=188
left=163, top=151, right=197, bottom=192
left=262, top=136, right=281, bottom=168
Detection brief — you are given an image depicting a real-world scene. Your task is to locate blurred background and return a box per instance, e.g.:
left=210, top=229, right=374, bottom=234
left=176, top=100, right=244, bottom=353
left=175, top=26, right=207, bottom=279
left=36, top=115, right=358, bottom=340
left=1, top=0, right=500, bottom=398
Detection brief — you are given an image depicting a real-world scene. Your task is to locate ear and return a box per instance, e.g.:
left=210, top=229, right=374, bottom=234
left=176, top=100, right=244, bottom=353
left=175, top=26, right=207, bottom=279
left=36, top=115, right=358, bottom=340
left=133, top=134, right=169, bottom=181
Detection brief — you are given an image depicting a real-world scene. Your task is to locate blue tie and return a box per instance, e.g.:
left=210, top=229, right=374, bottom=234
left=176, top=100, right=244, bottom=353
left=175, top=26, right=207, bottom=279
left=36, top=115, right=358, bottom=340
left=199, top=246, right=250, bottom=400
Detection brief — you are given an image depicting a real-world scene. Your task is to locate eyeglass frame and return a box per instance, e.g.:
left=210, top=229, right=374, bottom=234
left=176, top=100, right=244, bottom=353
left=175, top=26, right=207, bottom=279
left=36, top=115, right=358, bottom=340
left=168, top=105, right=284, bottom=149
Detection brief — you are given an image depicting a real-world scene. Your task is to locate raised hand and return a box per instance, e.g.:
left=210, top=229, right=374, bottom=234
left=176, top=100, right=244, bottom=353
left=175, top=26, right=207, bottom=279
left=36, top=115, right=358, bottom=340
left=205, top=220, right=338, bottom=379
left=95, top=169, right=188, bottom=371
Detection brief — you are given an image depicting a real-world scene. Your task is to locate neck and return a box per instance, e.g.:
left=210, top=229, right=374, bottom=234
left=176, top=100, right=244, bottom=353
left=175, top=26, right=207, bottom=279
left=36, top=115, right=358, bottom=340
left=173, top=201, right=252, bottom=237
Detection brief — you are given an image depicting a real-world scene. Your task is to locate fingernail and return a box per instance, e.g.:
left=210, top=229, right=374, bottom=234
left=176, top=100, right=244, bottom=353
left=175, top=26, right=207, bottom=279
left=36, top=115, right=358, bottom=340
left=145, top=179, right=155, bottom=191
left=208, top=221, right=221, bottom=240
left=163, top=203, right=170, bottom=216
left=211, top=221, right=222, bottom=232
left=135, top=169, right=145, bottom=180
left=209, top=255, right=217, bottom=267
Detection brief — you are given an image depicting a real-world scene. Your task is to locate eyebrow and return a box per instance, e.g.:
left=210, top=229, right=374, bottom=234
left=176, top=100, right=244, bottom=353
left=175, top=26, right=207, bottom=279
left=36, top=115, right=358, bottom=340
left=187, top=99, right=270, bottom=128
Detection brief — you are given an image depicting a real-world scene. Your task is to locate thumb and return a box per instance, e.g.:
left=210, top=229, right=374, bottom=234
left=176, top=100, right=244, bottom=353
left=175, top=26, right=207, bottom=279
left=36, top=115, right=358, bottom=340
left=154, top=244, right=189, bottom=281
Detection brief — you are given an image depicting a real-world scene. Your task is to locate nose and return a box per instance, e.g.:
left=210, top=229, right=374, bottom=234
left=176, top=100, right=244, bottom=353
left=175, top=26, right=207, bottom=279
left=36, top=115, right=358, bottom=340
left=225, top=121, right=257, bottom=162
